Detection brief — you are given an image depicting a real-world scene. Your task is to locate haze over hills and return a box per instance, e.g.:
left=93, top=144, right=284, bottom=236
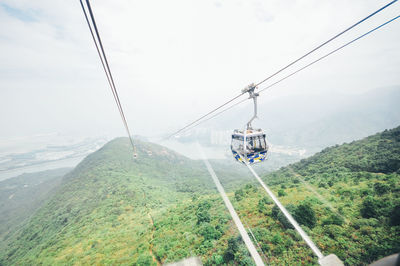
left=0, top=168, right=71, bottom=245
left=2, top=86, right=397, bottom=182
left=0, top=126, right=399, bottom=265
left=0, top=135, right=109, bottom=181
left=178, top=86, right=400, bottom=154
left=1, top=0, right=399, bottom=264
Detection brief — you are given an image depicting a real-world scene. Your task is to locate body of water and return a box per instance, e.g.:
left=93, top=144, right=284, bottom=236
left=0, top=156, right=85, bottom=182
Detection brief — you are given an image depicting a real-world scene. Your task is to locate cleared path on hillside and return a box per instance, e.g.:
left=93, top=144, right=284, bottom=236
left=243, top=159, right=344, bottom=266
left=197, top=144, right=265, bottom=266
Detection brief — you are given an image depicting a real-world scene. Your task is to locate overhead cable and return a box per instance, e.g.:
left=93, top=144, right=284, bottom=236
left=79, top=0, right=129, bottom=136
left=166, top=93, right=245, bottom=139
left=167, top=0, right=398, bottom=138
left=174, top=14, right=400, bottom=135
left=177, top=98, right=247, bottom=136
left=257, top=15, right=400, bottom=94
left=80, top=0, right=137, bottom=155
left=254, top=0, right=398, bottom=87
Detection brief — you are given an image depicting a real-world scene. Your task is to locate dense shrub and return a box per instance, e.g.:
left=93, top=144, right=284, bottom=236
left=389, top=204, right=400, bottom=226
left=278, top=189, right=287, bottom=197
left=294, top=202, right=317, bottom=228
left=136, top=254, right=154, bottom=265
left=234, top=189, right=244, bottom=201
left=198, top=223, right=221, bottom=240
left=322, top=214, right=344, bottom=226
left=223, top=237, right=239, bottom=262
left=196, top=200, right=211, bottom=224
left=374, top=182, right=390, bottom=195
left=257, top=197, right=272, bottom=213
left=196, top=209, right=210, bottom=224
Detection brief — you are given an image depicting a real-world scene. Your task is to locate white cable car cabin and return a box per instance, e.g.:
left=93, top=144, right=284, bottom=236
left=231, top=129, right=268, bottom=164
left=231, top=84, right=269, bottom=165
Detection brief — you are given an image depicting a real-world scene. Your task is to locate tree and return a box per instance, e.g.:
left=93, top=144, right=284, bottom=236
left=271, top=204, right=296, bottom=229
left=374, top=182, right=390, bottom=196
left=235, top=189, right=244, bottom=201
left=278, top=189, right=287, bottom=197
left=136, top=254, right=154, bottom=266
left=271, top=233, right=283, bottom=245
left=223, top=237, right=239, bottom=262
left=196, top=200, right=211, bottom=224
left=212, top=254, right=224, bottom=265
left=257, top=197, right=272, bottom=213
left=390, top=203, right=400, bottom=226
left=197, top=200, right=211, bottom=210
left=322, top=214, right=344, bottom=226
left=244, top=184, right=257, bottom=192
left=196, top=209, right=210, bottom=224
left=198, top=223, right=221, bottom=240
left=360, top=196, right=379, bottom=219
left=294, top=202, right=317, bottom=228
left=271, top=205, right=279, bottom=219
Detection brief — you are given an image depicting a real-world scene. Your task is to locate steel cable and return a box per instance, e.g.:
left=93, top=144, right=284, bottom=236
left=167, top=1, right=398, bottom=138
left=254, top=0, right=398, bottom=87
left=173, top=15, right=400, bottom=135
left=80, top=0, right=137, bottom=155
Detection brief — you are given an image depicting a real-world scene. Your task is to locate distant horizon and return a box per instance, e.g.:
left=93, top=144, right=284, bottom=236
left=1, top=0, right=399, bottom=140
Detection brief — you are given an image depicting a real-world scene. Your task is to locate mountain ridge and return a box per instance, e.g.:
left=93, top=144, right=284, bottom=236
left=1, top=126, right=399, bottom=265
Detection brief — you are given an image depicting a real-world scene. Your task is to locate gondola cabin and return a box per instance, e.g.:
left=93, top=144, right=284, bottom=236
left=231, top=128, right=269, bottom=164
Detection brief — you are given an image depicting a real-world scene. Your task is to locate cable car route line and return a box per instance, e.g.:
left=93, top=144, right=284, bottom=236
left=254, top=0, right=398, bottom=87
left=166, top=0, right=398, bottom=139
left=257, top=14, right=400, bottom=95
left=79, top=0, right=123, bottom=122
left=181, top=98, right=248, bottom=136
left=167, top=1, right=398, bottom=138
left=288, top=167, right=349, bottom=224
left=171, top=14, right=400, bottom=136
left=166, top=93, right=244, bottom=139
left=80, top=0, right=136, bottom=154
left=242, top=156, right=324, bottom=260
left=197, top=143, right=265, bottom=266
left=243, top=220, right=269, bottom=264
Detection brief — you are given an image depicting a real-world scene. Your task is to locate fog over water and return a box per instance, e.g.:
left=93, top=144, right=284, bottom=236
left=0, top=157, right=77, bottom=182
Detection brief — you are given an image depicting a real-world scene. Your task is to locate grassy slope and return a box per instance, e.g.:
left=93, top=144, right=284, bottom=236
left=149, top=127, right=400, bottom=265
left=1, top=127, right=399, bottom=265
left=0, top=138, right=251, bottom=265
left=229, top=126, right=400, bottom=265
left=0, top=168, right=71, bottom=245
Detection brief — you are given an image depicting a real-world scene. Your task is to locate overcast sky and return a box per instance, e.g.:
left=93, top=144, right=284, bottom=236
left=0, top=0, right=399, bottom=140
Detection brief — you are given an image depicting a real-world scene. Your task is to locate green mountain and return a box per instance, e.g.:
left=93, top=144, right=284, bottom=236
left=0, top=138, right=250, bottom=265
left=1, top=127, right=399, bottom=265
left=231, top=126, right=400, bottom=265
left=0, top=168, right=71, bottom=245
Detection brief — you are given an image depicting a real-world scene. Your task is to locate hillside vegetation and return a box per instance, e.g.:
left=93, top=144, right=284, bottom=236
left=231, top=126, right=400, bottom=265
left=0, top=168, right=70, bottom=245
left=0, top=139, right=250, bottom=265
left=1, top=127, right=399, bottom=265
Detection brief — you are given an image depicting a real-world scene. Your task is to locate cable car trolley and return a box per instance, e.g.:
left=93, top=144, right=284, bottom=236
left=231, top=83, right=269, bottom=165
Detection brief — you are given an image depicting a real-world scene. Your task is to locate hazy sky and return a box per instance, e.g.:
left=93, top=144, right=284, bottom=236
left=0, top=0, right=399, bottom=140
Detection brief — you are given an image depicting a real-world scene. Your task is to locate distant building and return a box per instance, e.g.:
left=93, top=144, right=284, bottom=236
left=210, top=130, right=231, bottom=146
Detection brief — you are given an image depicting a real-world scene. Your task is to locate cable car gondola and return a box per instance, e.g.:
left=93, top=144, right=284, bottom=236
left=231, top=84, right=269, bottom=165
